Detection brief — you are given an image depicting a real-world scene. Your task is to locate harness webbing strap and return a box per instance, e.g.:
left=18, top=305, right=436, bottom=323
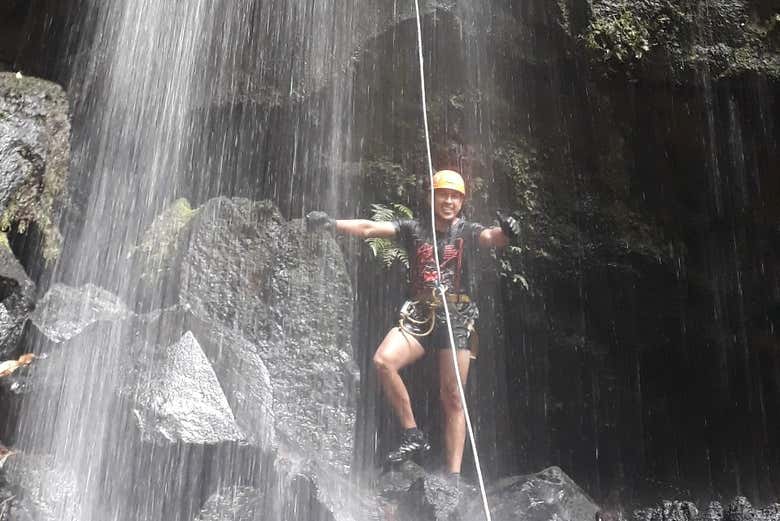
left=411, top=3, right=493, bottom=520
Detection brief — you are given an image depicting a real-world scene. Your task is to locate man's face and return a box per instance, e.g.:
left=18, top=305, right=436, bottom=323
left=433, top=188, right=465, bottom=222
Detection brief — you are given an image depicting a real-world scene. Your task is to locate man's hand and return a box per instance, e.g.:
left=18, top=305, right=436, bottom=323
left=496, top=211, right=520, bottom=241
left=306, top=211, right=336, bottom=233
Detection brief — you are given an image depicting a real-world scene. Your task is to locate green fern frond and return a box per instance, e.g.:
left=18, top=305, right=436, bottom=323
left=365, top=203, right=413, bottom=269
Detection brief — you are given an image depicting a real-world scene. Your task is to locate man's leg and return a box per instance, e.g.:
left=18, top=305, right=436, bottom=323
left=438, top=348, right=471, bottom=473
left=373, top=327, right=426, bottom=429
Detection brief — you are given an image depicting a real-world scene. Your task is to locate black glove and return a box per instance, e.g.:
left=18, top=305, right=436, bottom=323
left=496, top=210, right=520, bottom=241
left=305, top=211, right=336, bottom=233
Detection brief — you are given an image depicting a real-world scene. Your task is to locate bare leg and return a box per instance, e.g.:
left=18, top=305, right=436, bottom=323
left=438, top=348, right=471, bottom=473
left=373, top=327, right=426, bottom=429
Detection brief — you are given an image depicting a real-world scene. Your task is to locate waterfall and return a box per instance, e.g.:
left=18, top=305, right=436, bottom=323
left=14, top=1, right=366, bottom=520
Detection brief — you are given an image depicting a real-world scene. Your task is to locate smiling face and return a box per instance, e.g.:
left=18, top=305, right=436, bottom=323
left=433, top=188, right=465, bottom=224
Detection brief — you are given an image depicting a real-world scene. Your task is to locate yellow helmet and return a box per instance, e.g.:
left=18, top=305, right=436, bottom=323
left=432, top=170, right=466, bottom=196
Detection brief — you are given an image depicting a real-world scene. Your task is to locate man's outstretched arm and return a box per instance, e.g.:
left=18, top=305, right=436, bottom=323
left=479, top=226, right=510, bottom=248
left=335, top=219, right=397, bottom=238
left=306, top=211, right=397, bottom=238
left=478, top=211, right=520, bottom=248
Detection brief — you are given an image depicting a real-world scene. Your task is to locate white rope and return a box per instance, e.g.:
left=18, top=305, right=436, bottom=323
left=411, top=3, right=492, bottom=520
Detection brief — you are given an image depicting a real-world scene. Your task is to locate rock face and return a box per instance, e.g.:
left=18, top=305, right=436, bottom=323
left=633, top=497, right=780, bottom=521
left=375, top=463, right=600, bottom=521
left=468, top=467, right=600, bottom=521
left=0, top=72, right=69, bottom=359
left=174, top=197, right=355, bottom=475
left=0, top=454, right=82, bottom=521
left=2, top=192, right=355, bottom=519
left=127, top=330, right=245, bottom=445
left=30, top=283, right=130, bottom=344
left=194, top=486, right=267, bottom=521
left=0, top=72, right=69, bottom=263
left=576, top=0, right=780, bottom=79
left=0, top=246, right=34, bottom=359
left=126, top=307, right=276, bottom=449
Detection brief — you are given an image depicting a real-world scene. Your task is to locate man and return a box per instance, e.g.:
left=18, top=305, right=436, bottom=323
left=306, top=169, right=518, bottom=477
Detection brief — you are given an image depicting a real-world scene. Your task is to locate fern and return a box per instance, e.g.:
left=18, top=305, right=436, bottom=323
left=365, top=203, right=413, bottom=268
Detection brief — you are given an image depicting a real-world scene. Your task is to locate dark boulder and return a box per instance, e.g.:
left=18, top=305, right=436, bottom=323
left=375, top=464, right=599, bottom=521
left=29, top=283, right=130, bottom=344
left=123, top=329, right=245, bottom=445
left=127, top=307, right=275, bottom=448
left=573, top=0, right=780, bottom=79
left=0, top=246, right=34, bottom=359
left=174, top=197, right=355, bottom=475
left=633, top=500, right=700, bottom=521
left=0, top=73, right=69, bottom=265
left=462, top=466, right=600, bottom=521
left=632, top=497, right=780, bottom=521
left=0, top=453, right=81, bottom=521
left=194, top=486, right=265, bottom=521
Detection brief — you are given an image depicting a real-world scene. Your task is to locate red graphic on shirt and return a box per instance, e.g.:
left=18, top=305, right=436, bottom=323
left=411, top=238, right=464, bottom=294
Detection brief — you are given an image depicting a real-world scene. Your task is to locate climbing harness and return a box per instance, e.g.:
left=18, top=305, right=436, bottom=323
left=411, top=1, right=493, bottom=520
left=397, top=290, right=474, bottom=338
left=398, top=299, right=436, bottom=338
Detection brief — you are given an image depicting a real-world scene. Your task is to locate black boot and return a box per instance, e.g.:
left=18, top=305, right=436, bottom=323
left=386, top=428, right=431, bottom=464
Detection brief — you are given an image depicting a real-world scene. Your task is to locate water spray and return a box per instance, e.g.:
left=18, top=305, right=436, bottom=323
left=411, top=2, right=493, bottom=520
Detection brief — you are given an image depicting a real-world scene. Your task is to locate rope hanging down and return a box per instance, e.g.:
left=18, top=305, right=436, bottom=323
left=411, top=2, right=493, bottom=520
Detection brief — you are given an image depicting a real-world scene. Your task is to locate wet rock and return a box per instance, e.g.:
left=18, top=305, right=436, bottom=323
left=376, top=460, right=429, bottom=501
left=176, top=197, right=355, bottom=475
left=375, top=461, right=452, bottom=520
left=394, top=472, right=467, bottom=521
left=632, top=498, right=780, bottom=521
left=194, top=468, right=375, bottom=521
left=195, top=486, right=264, bottom=521
left=375, top=464, right=598, bottom=521
left=461, top=466, right=600, bottom=521
left=29, top=283, right=130, bottom=344
left=633, top=500, right=699, bottom=521
left=0, top=246, right=33, bottom=359
left=129, top=198, right=200, bottom=307
left=0, top=453, right=81, bottom=521
left=706, top=502, right=726, bottom=521
left=0, top=73, right=69, bottom=263
left=125, top=330, right=245, bottom=445
left=722, top=496, right=779, bottom=521
left=578, top=0, right=780, bottom=79
left=130, top=307, right=275, bottom=448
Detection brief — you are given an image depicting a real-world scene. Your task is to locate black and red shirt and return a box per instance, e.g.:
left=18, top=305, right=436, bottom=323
left=393, top=218, right=485, bottom=297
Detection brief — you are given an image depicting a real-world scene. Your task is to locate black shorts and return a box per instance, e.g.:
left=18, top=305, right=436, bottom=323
left=397, top=299, right=479, bottom=350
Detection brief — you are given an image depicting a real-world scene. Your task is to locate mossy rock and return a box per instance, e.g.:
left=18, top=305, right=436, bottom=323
left=580, top=0, right=780, bottom=79
left=0, top=72, right=70, bottom=264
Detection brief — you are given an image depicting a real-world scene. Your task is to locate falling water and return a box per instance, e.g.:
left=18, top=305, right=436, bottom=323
left=14, top=1, right=370, bottom=520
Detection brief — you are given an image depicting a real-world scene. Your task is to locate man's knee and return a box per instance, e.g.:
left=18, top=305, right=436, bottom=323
left=373, top=352, right=394, bottom=374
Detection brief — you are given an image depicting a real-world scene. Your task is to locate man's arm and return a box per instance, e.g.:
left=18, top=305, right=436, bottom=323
left=479, top=226, right=510, bottom=248
left=477, top=211, right=520, bottom=248
left=335, top=219, right=397, bottom=238
left=306, top=211, right=397, bottom=238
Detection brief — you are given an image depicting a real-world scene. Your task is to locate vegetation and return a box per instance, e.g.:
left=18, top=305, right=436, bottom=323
left=364, top=203, right=413, bottom=268
left=131, top=198, right=200, bottom=277
left=584, top=8, right=652, bottom=64
left=0, top=161, right=67, bottom=263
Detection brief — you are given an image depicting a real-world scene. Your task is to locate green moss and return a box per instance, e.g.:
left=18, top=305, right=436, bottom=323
left=585, top=9, right=652, bottom=64
left=0, top=159, right=66, bottom=263
left=132, top=198, right=200, bottom=273
left=362, top=159, right=416, bottom=201
left=0, top=72, right=70, bottom=264
left=0, top=232, right=9, bottom=252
